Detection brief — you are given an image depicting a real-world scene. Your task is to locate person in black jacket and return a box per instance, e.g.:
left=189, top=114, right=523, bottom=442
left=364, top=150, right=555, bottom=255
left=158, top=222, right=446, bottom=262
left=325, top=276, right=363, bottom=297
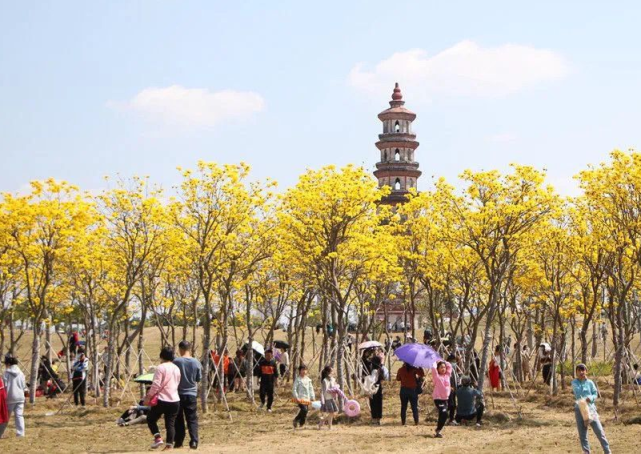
left=258, top=349, right=279, bottom=412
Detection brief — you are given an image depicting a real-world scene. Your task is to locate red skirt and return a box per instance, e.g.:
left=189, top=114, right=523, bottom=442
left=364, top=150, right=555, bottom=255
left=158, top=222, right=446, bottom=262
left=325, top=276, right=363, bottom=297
left=489, top=361, right=501, bottom=389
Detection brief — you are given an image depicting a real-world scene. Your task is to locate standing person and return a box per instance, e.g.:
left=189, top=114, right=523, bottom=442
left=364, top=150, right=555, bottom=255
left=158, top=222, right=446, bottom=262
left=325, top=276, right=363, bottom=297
left=71, top=349, right=89, bottom=407
left=257, top=349, right=279, bottom=412
left=278, top=348, right=290, bottom=382
left=446, top=353, right=460, bottom=425
left=291, top=364, right=315, bottom=429
left=571, top=364, right=611, bottom=454
left=173, top=341, right=202, bottom=450
left=396, top=362, right=424, bottom=426
left=488, top=346, right=502, bottom=391
left=68, top=330, right=79, bottom=358
left=369, top=356, right=386, bottom=425
left=455, top=376, right=484, bottom=426
left=0, top=354, right=26, bottom=438
left=232, top=350, right=247, bottom=393
left=431, top=360, right=452, bottom=438
left=144, top=347, right=181, bottom=450
left=521, top=345, right=532, bottom=381
left=0, top=372, right=8, bottom=435
left=539, top=344, right=552, bottom=385
left=319, top=366, right=338, bottom=430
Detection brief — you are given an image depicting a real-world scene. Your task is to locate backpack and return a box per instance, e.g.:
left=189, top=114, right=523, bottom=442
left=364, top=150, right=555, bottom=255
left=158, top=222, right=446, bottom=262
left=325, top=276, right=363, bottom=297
left=361, top=369, right=380, bottom=397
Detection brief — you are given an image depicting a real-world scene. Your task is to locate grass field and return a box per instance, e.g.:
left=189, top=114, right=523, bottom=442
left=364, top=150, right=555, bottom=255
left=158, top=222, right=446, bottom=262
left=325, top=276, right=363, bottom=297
left=1, top=327, right=640, bottom=453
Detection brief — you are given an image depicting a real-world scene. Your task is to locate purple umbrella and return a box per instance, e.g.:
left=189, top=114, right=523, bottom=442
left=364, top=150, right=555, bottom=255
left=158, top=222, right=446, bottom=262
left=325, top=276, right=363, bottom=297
left=394, top=343, right=441, bottom=369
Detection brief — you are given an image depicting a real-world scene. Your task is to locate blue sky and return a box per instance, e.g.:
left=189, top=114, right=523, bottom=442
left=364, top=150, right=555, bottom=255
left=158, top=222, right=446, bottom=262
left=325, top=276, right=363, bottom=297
left=2, top=1, right=641, bottom=196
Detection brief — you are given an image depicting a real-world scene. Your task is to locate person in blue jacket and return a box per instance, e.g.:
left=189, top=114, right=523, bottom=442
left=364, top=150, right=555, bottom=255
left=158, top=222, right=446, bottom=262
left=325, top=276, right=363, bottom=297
left=571, top=364, right=611, bottom=454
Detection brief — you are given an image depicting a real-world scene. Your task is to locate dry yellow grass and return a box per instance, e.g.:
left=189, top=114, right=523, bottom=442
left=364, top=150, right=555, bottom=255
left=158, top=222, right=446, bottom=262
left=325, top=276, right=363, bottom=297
left=1, top=328, right=640, bottom=453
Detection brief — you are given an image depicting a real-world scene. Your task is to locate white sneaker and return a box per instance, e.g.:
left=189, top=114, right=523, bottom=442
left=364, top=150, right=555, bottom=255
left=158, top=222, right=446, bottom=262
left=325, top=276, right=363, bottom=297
left=151, top=436, right=165, bottom=449
left=267, top=408, right=272, bottom=413
left=450, top=420, right=459, bottom=426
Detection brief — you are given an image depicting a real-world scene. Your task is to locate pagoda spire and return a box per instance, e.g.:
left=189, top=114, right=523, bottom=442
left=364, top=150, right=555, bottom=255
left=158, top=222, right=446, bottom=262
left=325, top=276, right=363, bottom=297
left=373, top=83, right=422, bottom=205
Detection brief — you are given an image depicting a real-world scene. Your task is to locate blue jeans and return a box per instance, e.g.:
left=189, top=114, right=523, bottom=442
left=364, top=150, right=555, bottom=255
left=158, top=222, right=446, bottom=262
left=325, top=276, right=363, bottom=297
left=574, top=405, right=610, bottom=453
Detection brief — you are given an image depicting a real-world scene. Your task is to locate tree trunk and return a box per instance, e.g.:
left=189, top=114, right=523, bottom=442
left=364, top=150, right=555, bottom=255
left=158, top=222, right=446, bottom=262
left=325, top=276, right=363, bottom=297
left=28, top=321, right=41, bottom=405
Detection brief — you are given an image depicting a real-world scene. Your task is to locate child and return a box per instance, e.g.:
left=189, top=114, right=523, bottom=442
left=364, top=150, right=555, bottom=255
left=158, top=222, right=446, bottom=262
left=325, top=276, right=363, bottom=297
left=319, top=366, right=338, bottom=429
left=633, top=364, right=641, bottom=385
left=292, top=364, right=315, bottom=429
left=0, top=354, right=26, bottom=438
left=258, top=349, right=279, bottom=412
left=431, top=360, right=452, bottom=438
left=571, top=364, right=611, bottom=454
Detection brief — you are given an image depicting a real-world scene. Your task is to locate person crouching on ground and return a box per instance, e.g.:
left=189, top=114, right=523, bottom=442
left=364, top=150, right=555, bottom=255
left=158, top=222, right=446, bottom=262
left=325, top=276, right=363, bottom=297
left=292, top=364, right=315, bottom=429
left=396, top=362, right=424, bottom=426
left=258, top=349, right=279, bottom=412
left=0, top=354, right=25, bottom=438
left=173, top=340, right=202, bottom=450
left=455, top=375, right=484, bottom=426
left=144, top=346, right=181, bottom=450
left=572, top=364, right=611, bottom=454
left=431, top=360, right=452, bottom=438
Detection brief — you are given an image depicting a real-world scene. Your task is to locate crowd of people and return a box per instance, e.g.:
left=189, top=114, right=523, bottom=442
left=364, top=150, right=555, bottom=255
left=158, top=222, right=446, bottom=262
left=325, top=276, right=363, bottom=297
left=0, top=335, right=628, bottom=453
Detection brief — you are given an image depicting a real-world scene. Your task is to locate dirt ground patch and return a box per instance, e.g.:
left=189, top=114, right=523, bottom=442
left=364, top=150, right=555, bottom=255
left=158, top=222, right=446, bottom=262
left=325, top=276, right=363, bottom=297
left=1, top=382, right=639, bottom=454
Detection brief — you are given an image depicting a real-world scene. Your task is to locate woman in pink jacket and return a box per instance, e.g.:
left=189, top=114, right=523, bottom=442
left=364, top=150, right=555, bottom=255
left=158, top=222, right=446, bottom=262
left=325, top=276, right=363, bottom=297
left=144, top=347, right=182, bottom=450
left=431, top=360, right=452, bottom=438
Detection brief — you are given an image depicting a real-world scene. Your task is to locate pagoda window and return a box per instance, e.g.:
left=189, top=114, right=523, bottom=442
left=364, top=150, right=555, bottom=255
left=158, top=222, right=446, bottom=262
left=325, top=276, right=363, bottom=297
left=395, top=149, right=400, bottom=161
left=383, top=151, right=387, bottom=161
left=395, top=121, right=400, bottom=132
left=394, top=178, right=401, bottom=190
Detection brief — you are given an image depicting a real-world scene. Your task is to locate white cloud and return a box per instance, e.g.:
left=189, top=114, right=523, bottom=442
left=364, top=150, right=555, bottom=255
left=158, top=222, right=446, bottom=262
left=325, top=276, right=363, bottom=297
left=348, top=41, right=571, bottom=99
left=108, top=85, right=265, bottom=129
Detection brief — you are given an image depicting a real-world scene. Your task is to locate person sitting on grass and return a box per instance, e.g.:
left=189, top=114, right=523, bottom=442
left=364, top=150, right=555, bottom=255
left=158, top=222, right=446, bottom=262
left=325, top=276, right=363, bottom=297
left=455, top=375, right=484, bottom=426
left=117, top=399, right=150, bottom=427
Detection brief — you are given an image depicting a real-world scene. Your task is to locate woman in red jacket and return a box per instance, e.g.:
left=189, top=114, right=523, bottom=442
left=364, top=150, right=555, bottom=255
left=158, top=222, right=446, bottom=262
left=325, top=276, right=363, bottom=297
left=0, top=376, right=8, bottom=435
left=488, top=346, right=502, bottom=391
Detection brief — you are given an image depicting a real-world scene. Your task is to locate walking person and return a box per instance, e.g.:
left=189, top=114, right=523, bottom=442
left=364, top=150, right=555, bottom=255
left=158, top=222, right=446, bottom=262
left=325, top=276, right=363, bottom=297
left=278, top=348, right=290, bottom=382
left=0, top=354, right=26, bottom=438
left=257, top=349, right=279, bottom=412
left=232, top=350, right=247, bottom=393
left=431, top=360, right=452, bottom=438
left=145, top=347, right=181, bottom=450
left=455, top=376, right=484, bottom=426
left=396, top=362, right=424, bottom=426
left=292, top=364, right=314, bottom=429
left=319, top=366, right=338, bottom=429
left=173, top=341, right=201, bottom=450
left=369, top=356, right=386, bottom=425
left=71, top=349, right=89, bottom=407
left=572, top=364, right=611, bottom=454
left=539, top=343, right=552, bottom=385
left=446, top=353, right=460, bottom=425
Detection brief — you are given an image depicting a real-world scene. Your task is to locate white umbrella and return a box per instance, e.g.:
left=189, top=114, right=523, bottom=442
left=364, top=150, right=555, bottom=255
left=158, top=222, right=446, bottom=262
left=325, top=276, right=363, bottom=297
left=358, top=340, right=383, bottom=350
left=245, top=340, right=265, bottom=356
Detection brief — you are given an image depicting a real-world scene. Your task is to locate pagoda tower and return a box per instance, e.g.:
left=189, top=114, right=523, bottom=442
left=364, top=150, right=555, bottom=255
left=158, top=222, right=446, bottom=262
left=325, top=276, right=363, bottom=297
left=373, top=83, right=421, bottom=205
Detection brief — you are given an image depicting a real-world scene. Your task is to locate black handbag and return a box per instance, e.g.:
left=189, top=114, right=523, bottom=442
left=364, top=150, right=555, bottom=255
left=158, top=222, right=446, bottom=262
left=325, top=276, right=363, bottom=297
left=416, top=376, right=424, bottom=395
